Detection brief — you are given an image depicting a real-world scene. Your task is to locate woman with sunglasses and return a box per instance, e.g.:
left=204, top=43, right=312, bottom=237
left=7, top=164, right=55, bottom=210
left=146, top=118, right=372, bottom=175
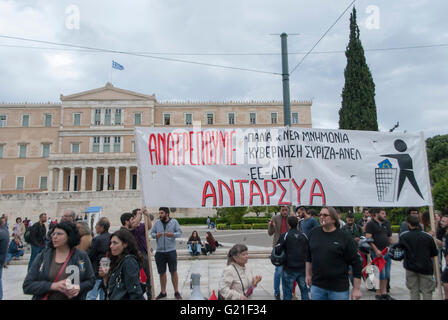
left=305, top=207, right=362, bottom=300
left=23, top=222, right=95, bottom=300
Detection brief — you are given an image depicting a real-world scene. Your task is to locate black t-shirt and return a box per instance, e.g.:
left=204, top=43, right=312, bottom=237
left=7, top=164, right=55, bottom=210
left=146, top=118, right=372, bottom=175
left=365, top=219, right=391, bottom=251
left=306, top=227, right=362, bottom=292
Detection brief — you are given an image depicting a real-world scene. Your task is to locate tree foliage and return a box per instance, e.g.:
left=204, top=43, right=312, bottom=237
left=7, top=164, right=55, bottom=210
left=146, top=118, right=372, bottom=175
left=426, top=134, right=448, bottom=210
left=339, top=7, right=378, bottom=131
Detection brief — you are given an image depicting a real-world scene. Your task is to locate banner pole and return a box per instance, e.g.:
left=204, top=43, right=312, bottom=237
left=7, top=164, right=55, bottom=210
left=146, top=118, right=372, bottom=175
left=144, top=214, right=156, bottom=300
left=420, top=131, right=443, bottom=300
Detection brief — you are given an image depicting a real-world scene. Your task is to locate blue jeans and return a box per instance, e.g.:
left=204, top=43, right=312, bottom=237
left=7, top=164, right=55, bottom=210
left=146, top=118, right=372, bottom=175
left=28, top=245, right=44, bottom=271
left=282, top=270, right=309, bottom=300
left=7, top=251, right=24, bottom=262
left=188, top=244, right=201, bottom=255
left=371, top=250, right=391, bottom=280
left=274, top=265, right=283, bottom=296
left=86, top=279, right=105, bottom=300
left=310, top=285, right=350, bottom=300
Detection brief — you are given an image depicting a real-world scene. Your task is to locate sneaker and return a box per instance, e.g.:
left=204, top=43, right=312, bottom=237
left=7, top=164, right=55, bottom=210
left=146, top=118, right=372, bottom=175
left=174, top=292, right=182, bottom=300
left=155, top=292, right=167, bottom=300
left=375, top=295, right=384, bottom=300
left=275, top=294, right=281, bottom=300
left=382, top=294, right=395, bottom=300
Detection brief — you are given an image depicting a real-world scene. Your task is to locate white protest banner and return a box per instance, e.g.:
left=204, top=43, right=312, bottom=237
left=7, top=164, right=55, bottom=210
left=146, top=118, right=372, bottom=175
left=135, top=126, right=432, bottom=208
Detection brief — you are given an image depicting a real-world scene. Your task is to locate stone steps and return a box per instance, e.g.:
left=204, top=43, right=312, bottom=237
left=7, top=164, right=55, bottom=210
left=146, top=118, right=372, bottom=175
left=7, top=249, right=271, bottom=265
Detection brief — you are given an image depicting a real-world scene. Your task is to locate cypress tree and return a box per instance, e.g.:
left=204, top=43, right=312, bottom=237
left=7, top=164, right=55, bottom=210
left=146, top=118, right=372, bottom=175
left=339, top=7, right=378, bottom=131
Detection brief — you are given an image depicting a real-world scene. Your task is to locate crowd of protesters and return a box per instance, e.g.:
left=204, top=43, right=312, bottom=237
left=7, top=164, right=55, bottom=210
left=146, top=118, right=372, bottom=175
left=269, top=205, right=448, bottom=301
left=0, top=204, right=447, bottom=301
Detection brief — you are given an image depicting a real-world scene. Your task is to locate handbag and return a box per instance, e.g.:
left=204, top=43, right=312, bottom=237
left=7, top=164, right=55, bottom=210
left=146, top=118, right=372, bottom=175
left=41, top=248, right=75, bottom=300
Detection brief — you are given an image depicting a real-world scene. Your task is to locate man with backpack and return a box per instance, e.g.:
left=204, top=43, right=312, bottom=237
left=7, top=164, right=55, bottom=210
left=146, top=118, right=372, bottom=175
left=276, top=216, right=309, bottom=300
left=399, top=215, right=439, bottom=300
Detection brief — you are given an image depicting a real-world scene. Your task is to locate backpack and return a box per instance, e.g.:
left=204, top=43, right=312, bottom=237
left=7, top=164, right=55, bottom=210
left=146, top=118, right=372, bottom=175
left=270, top=232, right=288, bottom=266
left=24, top=228, right=31, bottom=243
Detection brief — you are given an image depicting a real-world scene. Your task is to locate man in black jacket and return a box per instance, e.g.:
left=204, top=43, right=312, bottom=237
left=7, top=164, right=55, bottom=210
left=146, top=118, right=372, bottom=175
left=276, top=216, right=309, bottom=300
left=399, top=215, right=439, bottom=300
left=86, top=217, right=111, bottom=300
left=27, top=213, right=47, bottom=271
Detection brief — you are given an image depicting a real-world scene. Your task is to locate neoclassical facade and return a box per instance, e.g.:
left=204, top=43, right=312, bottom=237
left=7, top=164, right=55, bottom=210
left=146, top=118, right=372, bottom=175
left=0, top=83, right=312, bottom=223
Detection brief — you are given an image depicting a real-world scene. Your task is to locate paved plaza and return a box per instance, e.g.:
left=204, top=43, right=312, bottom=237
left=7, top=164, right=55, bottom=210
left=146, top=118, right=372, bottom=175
left=2, top=226, right=445, bottom=300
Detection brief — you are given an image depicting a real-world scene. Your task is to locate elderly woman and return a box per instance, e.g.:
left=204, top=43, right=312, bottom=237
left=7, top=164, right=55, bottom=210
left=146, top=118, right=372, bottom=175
left=99, top=229, right=145, bottom=300
left=76, top=221, right=92, bottom=252
left=23, top=222, right=95, bottom=300
left=218, top=244, right=262, bottom=300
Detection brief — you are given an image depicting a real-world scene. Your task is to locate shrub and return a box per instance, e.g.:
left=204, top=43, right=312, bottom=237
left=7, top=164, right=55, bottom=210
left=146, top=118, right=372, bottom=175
left=175, top=217, right=208, bottom=225
left=216, top=224, right=228, bottom=230
left=252, top=223, right=268, bottom=229
left=391, top=225, right=400, bottom=233
left=230, top=224, right=244, bottom=230
left=243, top=224, right=252, bottom=229
left=243, top=217, right=271, bottom=224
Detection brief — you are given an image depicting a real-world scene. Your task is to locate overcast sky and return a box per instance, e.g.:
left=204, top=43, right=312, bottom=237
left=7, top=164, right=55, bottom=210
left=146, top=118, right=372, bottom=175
left=0, top=0, right=447, bottom=138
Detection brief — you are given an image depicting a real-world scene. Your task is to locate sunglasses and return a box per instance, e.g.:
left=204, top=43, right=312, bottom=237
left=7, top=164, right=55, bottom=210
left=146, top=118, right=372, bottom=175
left=319, top=213, right=330, bottom=217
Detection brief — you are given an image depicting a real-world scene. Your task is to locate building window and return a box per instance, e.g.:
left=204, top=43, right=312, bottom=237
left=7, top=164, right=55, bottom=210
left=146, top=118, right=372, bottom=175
left=42, top=143, right=50, bottom=158
left=292, top=112, right=299, bottom=124
left=132, top=141, right=135, bottom=153
left=271, top=112, right=278, bottom=124
left=92, top=137, right=100, bottom=153
left=250, top=112, right=256, bottom=125
left=16, top=177, right=25, bottom=190
left=94, top=109, right=101, bottom=125
left=22, top=114, right=30, bottom=127
left=71, top=143, right=80, bottom=154
left=163, top=113, right=171, bottom=126
left=40, top=176, right=48, bottom=190
left=0, top=115, right=6, bottom=127
left=228, top=113, right=235, bottom=125
left=105, top=109, right=112, bottom=125
left=45, top=114, right=52, bottom=127
left=73, top=113, right=81, bottom=126
left=185, top=113, right=192, bottom=125
left=19, top=144, right=27, bottom=158
left=207, top=113, right=214, bottom=125
left=103, top=137, right=110, bottom=152
left=134, top=113, right=142, bottom=125
left=0, top=144, right=4, bottom=158
left=114, top=136, right=121, bottom=153
left=115, top=109, right=121, bottom=125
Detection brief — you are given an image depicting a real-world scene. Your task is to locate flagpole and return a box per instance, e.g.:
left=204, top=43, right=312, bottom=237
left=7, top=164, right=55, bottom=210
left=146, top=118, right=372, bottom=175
left=109, top=62, right=113, bottom=84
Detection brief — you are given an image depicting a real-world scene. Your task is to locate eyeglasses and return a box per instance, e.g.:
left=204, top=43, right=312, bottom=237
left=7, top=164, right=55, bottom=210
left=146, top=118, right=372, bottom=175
left=319, top=213, right=330, bottom=217
left=52, top=232, right=66, bottom=237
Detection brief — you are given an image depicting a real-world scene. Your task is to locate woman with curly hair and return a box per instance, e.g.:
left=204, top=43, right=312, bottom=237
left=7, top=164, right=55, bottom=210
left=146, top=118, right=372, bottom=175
left=99, top=229, right=145, bottom=300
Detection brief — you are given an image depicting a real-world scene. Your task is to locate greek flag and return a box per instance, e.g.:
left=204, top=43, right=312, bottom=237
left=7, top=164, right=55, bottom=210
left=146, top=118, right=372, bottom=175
left=112, top=60, right=124, bottom=70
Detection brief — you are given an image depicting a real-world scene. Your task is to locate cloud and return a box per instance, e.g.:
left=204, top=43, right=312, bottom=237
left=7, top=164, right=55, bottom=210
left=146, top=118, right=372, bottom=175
left=0, top=0, right=446, bottom=137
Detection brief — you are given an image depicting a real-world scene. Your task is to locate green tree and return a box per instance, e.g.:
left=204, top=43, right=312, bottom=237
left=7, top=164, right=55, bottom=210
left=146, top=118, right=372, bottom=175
left=248, top=206, right=280, bottom=217
left=216, top=207, right=248, bottom=224
left=339, top=7, right=378, bottom=131
left=426, top=135, right=448, bottom=170
left=425, top=134, right=448, bottom=210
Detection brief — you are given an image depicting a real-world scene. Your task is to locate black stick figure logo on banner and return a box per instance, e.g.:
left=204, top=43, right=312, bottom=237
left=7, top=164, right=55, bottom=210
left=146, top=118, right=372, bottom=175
left=377, top=139, right=424, bottom=202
